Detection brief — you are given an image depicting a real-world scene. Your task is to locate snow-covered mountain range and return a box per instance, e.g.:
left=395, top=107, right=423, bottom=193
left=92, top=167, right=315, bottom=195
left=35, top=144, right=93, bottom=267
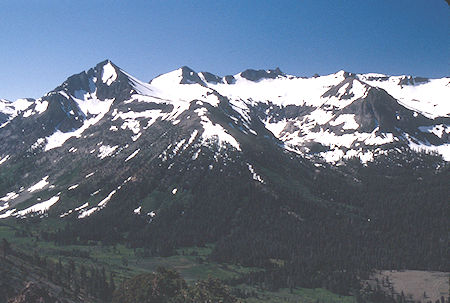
left=0, top=60, right=448, bottom=220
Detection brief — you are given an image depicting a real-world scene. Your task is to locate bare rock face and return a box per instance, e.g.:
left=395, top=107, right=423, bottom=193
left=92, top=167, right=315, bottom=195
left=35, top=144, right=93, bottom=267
left=8, top=282, right=59, bottom=303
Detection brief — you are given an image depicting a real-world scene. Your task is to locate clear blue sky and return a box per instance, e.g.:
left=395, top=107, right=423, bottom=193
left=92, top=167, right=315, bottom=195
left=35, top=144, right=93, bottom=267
left=1, top=0, right=449, bottom=100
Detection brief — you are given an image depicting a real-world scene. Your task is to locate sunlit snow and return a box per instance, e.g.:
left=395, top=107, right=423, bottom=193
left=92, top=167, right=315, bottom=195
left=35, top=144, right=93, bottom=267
left=45, top=99, right=114, bottom=151
left=98, top=145, right=118, bottom=159
left=133, top=206, right=141, bottom=214
left=102, top=62, right=118, bottom=86
left=125, top=149, right=140, bottom=162
left=0, top=155, right=10, bottom=165
left=195, top=108, right=241, bottom=150
left=0, top=192, right=19, bottom=202
left=330, top=114, right=359, bottom=130
left=16, top=195, right=60, bottom=216
left=27, top=176, right=49, bottom=192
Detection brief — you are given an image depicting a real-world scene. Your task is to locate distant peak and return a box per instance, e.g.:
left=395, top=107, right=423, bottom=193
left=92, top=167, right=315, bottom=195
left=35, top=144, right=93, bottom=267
left=179, top=66, right=196, bottom=73
left=334, top=70, right=355, bottom=79
left=240, top=68, right=285, bottom=81
left=50, top=59, right=132, bottom=101
left=178, top=66, right=206, bottom=86
left=199, top=71, right=223, bottom=84
left=398, top=75, right=430, bottom=86
left=357, top=73, right=430, bottom=85
left=96, top=59, right=115, bottom=67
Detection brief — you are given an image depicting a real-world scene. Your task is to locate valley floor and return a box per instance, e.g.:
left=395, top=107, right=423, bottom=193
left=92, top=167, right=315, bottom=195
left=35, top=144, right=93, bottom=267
left=0, top=219, right=358, bottom=303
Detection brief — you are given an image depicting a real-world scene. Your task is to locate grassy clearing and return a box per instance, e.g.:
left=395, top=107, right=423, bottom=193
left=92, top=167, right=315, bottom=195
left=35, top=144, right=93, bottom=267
left=0, top=219, right=357, bottom=302
left=0, top=220, right=260, bottom=284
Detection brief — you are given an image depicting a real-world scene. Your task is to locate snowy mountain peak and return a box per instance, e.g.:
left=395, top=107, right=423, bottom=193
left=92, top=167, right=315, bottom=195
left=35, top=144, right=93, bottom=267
left=53, top=59, right=131, bottom=101
left=151, top=67, right=288, bottom=87
left=0, top=62, right=448, bottom=167
left=0, top=62, right=449, bottom=221
left=179, top=66, right=206, bottom=86
left=150, top=66, right=205, bottom=87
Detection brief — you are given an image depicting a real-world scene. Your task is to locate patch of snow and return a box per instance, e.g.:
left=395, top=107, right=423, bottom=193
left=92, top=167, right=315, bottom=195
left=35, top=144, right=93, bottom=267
left=405, top=133, right=450, bottom=161
left=132, top=133, right=141, bottom=141
left=0, top=209, right=16, bottom=219
left=0, top=155, right=10, bottom=165
left=418, top=124, right=449, bottom=139
left=120, top=118, right=140, bottom=134
left=85, top=172, right=95, bottom=178
left=16, top=195, right=60, bottom=216
left=359, top=151, right=374, bottom=163
left=172, top=188, right=178, bottom=195
left=133, top=206, right=141, bottom=214
left=320, top=148, right=345, bottom=163
left=23, top=109, right=33, bottom=117
left=98, top=145, right=118, bottom=159
left=308, top=109, right=334, bottom=125
left=44, top=98, right=114, bottom=151
left=0, top=100, right=16, bottom=119
left=59, top=91, right=70, bottom=99
left=264, top=119, right=287, bottom=137
left=0, top=192, right=19, bottom=202
left=102, top=62, right=117, bottom=86
left=305, top=130, right=359, bottom=149
left=0, top=202, right=9, bottom=212
left=75, top=203, right=89, bottom=211
left=97, top=190, right=116, bottom=207
left=185, top=130, right=199, bottom=149
left=78, top=207, right=98, bottom=219
left=121, top=69, right=154, bottom=95
left=34, top=100, right=48, bottom=114
left=125, top=149, right=140, bottom=162
left=90, top=189, right=101, bottom=196
left=60, top=210, right=72, bottom=218
left=172, top=139, right=186, bottom=156
left=28, top=176, right=49, bottom=192
left=195, top=108, right=241, bottom=150
left=31, top=138, right=45, bottom=150
left=246, top=163, right=265, bottom=183
left=330, top=114, right=359, bottom=130
left=13, top=98, right=33, bottom=112
left=68, top=184, right=79, bottom=190
left=192, top=149, right=201, bottom=160
left=364, top=131, right=395, bottom=145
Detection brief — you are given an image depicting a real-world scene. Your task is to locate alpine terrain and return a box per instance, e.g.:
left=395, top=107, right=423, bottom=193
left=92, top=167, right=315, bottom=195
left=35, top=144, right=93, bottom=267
left=0, top=60, right=448, bottom=302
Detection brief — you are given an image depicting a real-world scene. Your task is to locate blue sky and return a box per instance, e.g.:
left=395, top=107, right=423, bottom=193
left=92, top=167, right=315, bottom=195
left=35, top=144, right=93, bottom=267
left=0, top=0, right=448, bottom=100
